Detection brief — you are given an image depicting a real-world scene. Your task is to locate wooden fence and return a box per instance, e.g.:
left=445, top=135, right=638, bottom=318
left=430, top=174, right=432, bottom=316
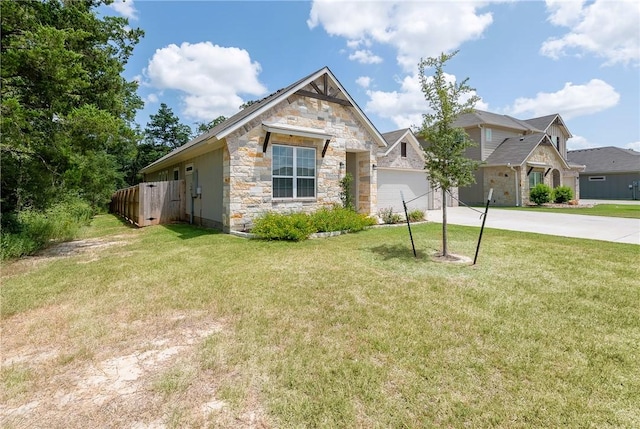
left=110, top=180, right=185, bottom=227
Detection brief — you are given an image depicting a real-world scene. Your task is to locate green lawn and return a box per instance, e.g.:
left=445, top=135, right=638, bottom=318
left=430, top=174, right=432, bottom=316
left=2, top=215, right=639, bottom=428
left=500, top=203, right=640, bottom=219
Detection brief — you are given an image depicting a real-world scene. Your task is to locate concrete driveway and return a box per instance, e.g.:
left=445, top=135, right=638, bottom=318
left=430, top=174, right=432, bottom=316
left=426, top=204, right=640, bottom=245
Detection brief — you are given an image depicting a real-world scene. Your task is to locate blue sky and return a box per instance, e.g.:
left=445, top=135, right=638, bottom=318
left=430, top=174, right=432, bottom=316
left=103, top=0, right=639, bottom=151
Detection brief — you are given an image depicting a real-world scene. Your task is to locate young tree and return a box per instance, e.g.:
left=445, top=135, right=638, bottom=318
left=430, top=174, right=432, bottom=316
left=417, top=50, right=480, bottom=258
left=144, top=103, right=192, bottom=149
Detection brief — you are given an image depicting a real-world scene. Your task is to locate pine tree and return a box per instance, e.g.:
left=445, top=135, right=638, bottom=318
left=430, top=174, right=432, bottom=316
left=144, top=103, right=192, bottom=149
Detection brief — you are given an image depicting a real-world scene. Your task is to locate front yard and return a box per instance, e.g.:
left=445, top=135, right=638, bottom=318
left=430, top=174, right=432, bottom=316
left=1, top=215, right=639, bottom=428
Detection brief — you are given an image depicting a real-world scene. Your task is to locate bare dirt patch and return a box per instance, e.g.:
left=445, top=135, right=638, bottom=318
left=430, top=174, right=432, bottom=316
left=1, top=309, right=256, bottom=428
left=1, top=235, right=138, bottom=279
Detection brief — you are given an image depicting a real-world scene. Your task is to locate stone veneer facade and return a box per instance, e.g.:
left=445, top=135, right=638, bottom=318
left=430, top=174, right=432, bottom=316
left=222, top=93, right=379, bottom=232
left=483, top=142, right=579, bottom=206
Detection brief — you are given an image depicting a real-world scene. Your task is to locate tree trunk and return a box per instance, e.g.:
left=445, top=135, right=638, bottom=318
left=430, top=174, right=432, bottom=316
left=442, top=187, right=448, bottom=257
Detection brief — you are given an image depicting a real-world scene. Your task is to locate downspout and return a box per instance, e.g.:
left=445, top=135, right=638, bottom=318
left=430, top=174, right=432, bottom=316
left=507, top=163, right=520, bottom=207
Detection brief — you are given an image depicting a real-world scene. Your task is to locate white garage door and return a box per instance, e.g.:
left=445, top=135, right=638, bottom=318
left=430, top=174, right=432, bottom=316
left=378, top=169, right=431, bottom=213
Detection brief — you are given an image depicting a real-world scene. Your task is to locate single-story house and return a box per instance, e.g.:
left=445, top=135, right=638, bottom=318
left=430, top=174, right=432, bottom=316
left=454, top=110, right=585, bottom=206
left=567, top=146, right=640, bottom=200
left=140, top=67, right=440, bottom=232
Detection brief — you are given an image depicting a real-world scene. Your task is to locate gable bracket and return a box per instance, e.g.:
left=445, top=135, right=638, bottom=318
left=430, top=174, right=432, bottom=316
left=262, top=131, right=271, bottom=153
left=544, top=168, right=552, bottom=177
left=310, top=81, right=322, bottom=95
left=527, top=166, right=534, bottom=176
left=322, top=139, right=331, bottom=158
left=295, top=90, right=352, bottom=106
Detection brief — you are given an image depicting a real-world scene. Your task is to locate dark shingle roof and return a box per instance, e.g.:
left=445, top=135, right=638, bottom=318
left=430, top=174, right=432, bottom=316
left=141, top=66, right=387, bottom=174
left=567, top=146, right=640, bottom=174
left=453, top=110, right=541, bottom=132
left=483, top=133, right=548, bottom=166
left=381, top=129, right=410, bottom=146
left=524, top=114, right=558, bottom=131
left=141, top=69, right=322, bottom=173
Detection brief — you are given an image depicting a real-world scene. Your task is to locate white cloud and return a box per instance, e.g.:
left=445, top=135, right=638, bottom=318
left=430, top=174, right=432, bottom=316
left=545, top=0, right=586, bottom=26
left=109, top=0, right=138, bottom=20
left=145, top=42, right=268, bottom=121
left=364, top=72, right=487, bottom=130
left=506, top=79, right=619, bottom=120
left=145, top=93, right=159, bottom=104
left=541, top=0, right=640, bottom=65
left=308, top=1, right=493, bottom=71
left=356, top=76, right=372, bottom=88
left=624, top=141, right=640, bottom=152
left=567, top=135, right=595, bottom=150
left=349, top=50, right=383, bottom=64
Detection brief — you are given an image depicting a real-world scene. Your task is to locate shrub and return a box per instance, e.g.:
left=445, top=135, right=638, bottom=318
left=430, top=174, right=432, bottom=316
left=378, top=207, right=402, bottom=224
left=339, top=173, right=355, bottom=211
left=252, top=207, right=376, bottom=241
left=408, top=209, right=425, bottom=222
left=310, top=206, right=375, bottom=233
left=251, top=212, right=315, bottom=241
left=553, top=186, right=574, bottom=204
left=530, top=183, right=552, bottom=205
left=0, top=198, right=94, bottom=260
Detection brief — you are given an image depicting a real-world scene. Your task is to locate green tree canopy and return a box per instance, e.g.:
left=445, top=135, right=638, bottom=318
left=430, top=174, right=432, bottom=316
left=1, top=0, right=143, bottom=215
left=195, top=115, right=227, bottom=135
left=144, top=103, right=192, bottom=149
left=417, top=50, right=480, bottom=257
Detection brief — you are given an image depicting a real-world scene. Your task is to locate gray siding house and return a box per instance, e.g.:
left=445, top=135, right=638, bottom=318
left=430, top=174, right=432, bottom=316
left=567, top=147, right=640, bottom=200
left=454, top=110, right=584, bottom=206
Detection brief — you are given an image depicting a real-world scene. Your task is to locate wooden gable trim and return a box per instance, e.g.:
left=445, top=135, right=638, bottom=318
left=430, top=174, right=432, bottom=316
left=295, top=89, right=352, bottom=106
left=295, top=72, right=352, bottom=106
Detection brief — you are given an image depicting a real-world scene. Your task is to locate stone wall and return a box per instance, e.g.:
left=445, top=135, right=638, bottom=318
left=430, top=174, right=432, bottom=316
left=484, top=167, right=518, bottom=206
left=223, top=93, right=380, bottom=231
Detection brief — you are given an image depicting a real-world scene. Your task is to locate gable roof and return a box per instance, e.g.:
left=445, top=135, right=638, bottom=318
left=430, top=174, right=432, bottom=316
left=567, top=146, right=640, bottom=174
left=525, top=113, right=572, bottom=138
left=141, top=67, right=387, bottom=173
left=453, top=109, right=541, bottom=132
left=483, top=133, right=569, bottom=169
left=380, top=128, right=425, bottom=160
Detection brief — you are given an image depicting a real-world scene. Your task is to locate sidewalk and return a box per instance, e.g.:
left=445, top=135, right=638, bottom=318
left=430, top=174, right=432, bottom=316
left=426, top=206, right=640, bottom=245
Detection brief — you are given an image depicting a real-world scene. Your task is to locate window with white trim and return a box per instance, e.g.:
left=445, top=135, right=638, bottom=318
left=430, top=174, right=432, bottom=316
left=485, top=128, right=492, bottom=142
left=272, top=145, right=316, bottom=198
left=588, top=176, right=606, bottom=182
left=529, top=171, right=543, bottom=188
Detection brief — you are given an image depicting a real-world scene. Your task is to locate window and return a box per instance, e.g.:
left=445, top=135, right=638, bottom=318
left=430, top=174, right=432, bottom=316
left=589, top=176, right=606, bottom=182
left=485, top=127, right=492, bottom=142
left=185, top=164, right=194, bottom=175
left=401, top=142, right=407, bottom=158
left=173, top=168, right=179, bottom=180
left=529, top=171, right=543, bottom=188
left=272, top=145, right=316, bottom=198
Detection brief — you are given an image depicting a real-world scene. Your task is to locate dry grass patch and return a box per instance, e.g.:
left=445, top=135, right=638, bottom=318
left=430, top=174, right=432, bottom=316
left=1, top=214, right=639, bottom=428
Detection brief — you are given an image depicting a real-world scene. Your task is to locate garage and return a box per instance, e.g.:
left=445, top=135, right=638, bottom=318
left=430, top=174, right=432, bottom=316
left=377, top=168, right=433, bottom=213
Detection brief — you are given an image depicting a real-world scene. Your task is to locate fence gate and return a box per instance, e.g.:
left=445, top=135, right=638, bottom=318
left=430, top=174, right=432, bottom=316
left=111, top=180, right=185, bottom=227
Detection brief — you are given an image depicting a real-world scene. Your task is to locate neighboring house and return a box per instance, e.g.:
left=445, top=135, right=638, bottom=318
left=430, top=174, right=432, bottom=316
left=376, top=128, right=454, bottom=214
left=141, top=67, right=387, bottom=232
left=454, top=110, right=584, bottom=206
left=567, top=147, right=640, bottom=200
